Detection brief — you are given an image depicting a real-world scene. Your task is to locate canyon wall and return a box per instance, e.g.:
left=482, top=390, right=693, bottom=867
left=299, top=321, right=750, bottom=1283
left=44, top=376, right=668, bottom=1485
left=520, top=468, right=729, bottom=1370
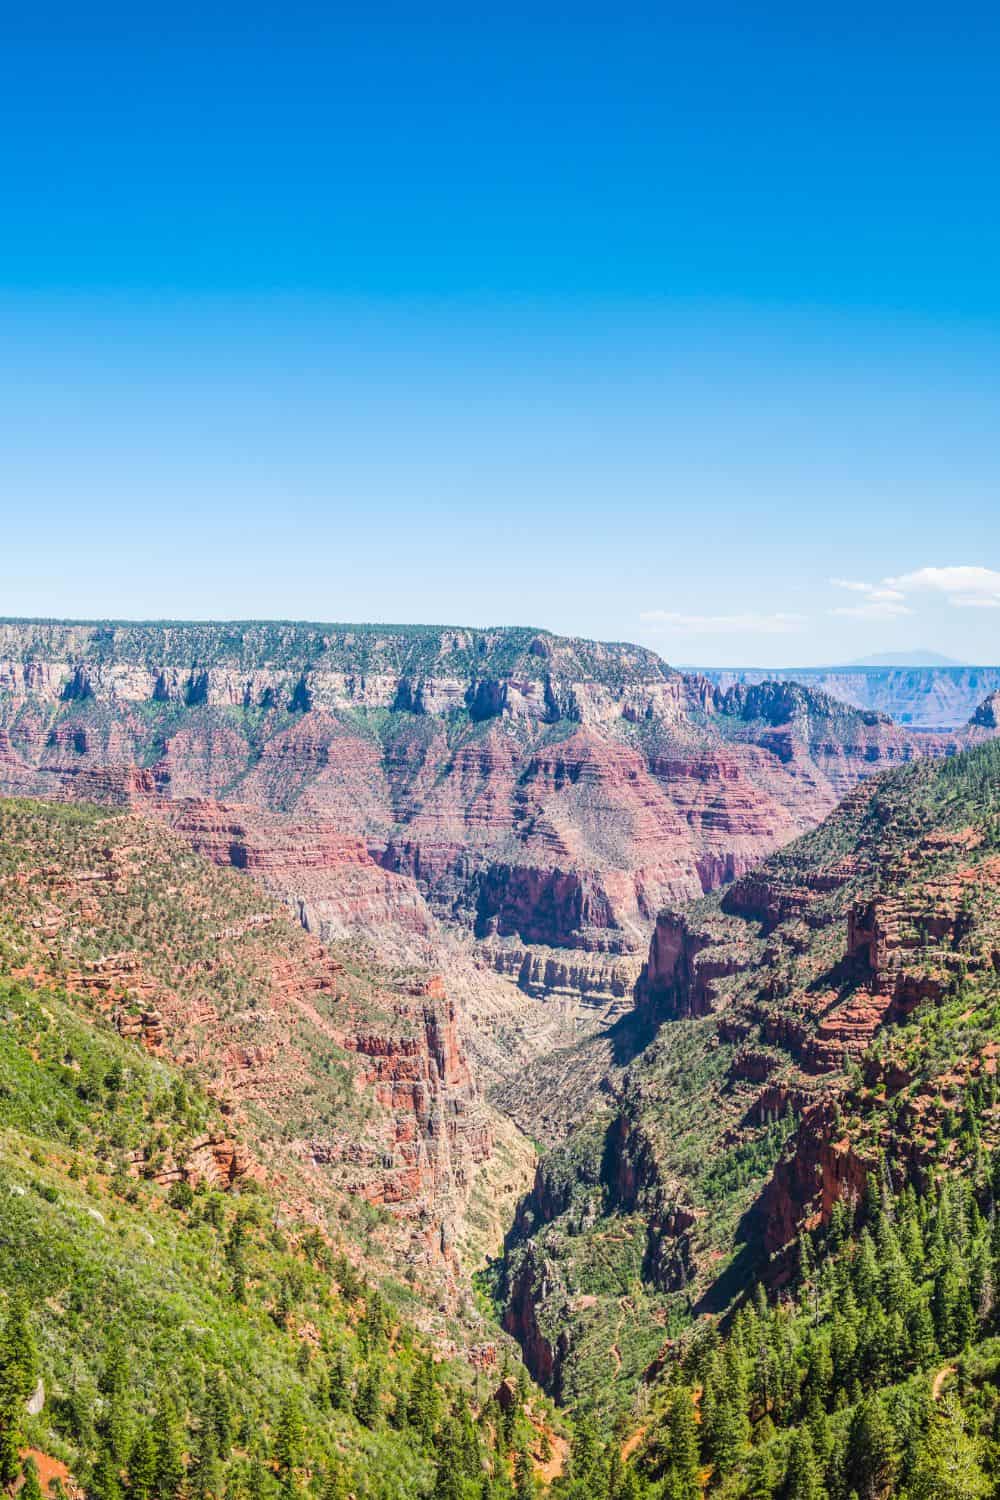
left=497, top=738, right=1000, bottom=1394
left=0, top=798, right=506, bottom=1285
left=1, top=620, right=989, bottom=1006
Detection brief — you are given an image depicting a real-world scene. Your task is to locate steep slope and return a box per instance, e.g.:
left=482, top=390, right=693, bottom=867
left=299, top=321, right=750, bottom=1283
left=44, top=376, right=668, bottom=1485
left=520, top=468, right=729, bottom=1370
left=0, top=914, right=565, bottom=1500
left=496, top=738, right=1000, bottom=1422
left=972, top=689, right=1000, bottom=729
left=0, top=798, right=534, bottom=1294
left=159, top=798, right=438, bottom=954
left=0, top=620, right=986, bottom=1007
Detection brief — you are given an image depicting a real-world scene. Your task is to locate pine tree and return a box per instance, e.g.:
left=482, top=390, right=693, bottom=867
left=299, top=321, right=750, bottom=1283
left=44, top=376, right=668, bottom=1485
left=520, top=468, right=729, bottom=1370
left=785, top=1427, right=825, bottom=1500
left=615, top=1466, right=642, bottom=1500
left=152, top=1398, right=186, bottom=1500
left=803, top=1337, right=832, bottom=1408
left=64, top=1379, right=97, bottom=1451
left=805, top=1397, right=833, bottom=1474
left=128, top=1424, right=157, bottom=1500
left=952, top=1280, right=976, bottom=1351
left=273, top=1278, right=293, bottom=1330
left=972, top=1242, right=993, bottom=1323
left=432, top=1421, right=465, bottom=1500
left=99, top=1332, right=129, bottom=1398
left=830, top=1309, right=858, bottom=1395
left=0, top=1376, right=22, bottom=1488
left=92, top=1445, right=124, bottom=1500
left=247, top=1453, right=271, bottom=1500
left=99, top=1332, right=132, bottom=1465
left=744, top=1443, right=778, bottom=1500
left=0, top=1296, right=37, bottom=1487
left=327, top=1352, right=348, bottom=1413
left=900, top=1211, right=924, bottom=1272
left=319, top=1461, right=347, bottom=1500
left=854, top=1231, right=880, bottom=1305
left=190, top=1418, right=223, bottom=1500
left=364, top=1291, right=386, bottom=1346
left=207, top=1370, right=233, bottom=1452
left=798, top=1231, right=814, bottom=1284
left=567, top=1416, right=601, bottom=1489
left=827, top=1200, right=849, bottom=1253
left=880, top=1253, right=911, bottom=1318
left=847, top=1394, right=898, bottom=1500
left=223, top=1461, right=245, bottom=1500
left=353, top=1362, right=381, bottom=1428
left=455, top=1393, right=482, bottom=1478
left=0, top=1296, right=37, bottom=1401
left=706, top=1344, right=750, bottom=1477
left=910, top=1394, right=989, bottom=1499
left=664, top=1389, right=700, bottom=1499
left=513, top=1442, right=535, bottom=1500
left=882, top=1311, right=908, bottom=1384
left=492, top=1416, right=510, bottom=1500
left=906, top=1296, right=937, bottom=1369
left=274, top=1394, right=303, bottom=1479
left=408, top=1353, right=440, bottom=1441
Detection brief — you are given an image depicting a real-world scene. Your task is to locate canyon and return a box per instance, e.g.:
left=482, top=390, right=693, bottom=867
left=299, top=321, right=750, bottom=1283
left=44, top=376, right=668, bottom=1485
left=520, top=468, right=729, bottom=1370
left=0, top=621, right=991, bottom=1016
left=5, top=619, right=1000, bottom=1450
left=498, top=738, right=1000, bottom=1410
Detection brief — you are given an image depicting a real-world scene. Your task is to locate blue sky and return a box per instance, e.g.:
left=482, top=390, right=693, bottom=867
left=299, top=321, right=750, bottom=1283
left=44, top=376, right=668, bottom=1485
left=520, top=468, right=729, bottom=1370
left=2, top=3, right=999, bottom=665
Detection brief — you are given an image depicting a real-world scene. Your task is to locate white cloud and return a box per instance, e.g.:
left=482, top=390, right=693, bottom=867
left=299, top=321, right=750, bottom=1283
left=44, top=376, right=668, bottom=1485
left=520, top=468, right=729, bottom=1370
left=885, top=565, right=1000, bottom=609
left=829, top=564, right=1000, bottom=615
left=887, top=565, right=1000, bottom=595
left=641, top=562, right=1000, bottom=644
left=830, top=577, right=906, bottom=602
left=640, top=609, right=807, bottom=636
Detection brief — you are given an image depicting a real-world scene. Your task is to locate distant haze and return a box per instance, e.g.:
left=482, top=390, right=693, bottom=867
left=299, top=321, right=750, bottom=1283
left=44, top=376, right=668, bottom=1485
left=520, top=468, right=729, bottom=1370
left=701, top=663, right=1000, bottom=729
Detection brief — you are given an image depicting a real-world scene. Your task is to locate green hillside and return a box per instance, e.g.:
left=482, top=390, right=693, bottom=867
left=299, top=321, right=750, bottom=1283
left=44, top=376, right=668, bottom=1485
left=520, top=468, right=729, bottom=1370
left=0, top=960, right=578, bottom=1500
left=0, top=799, right=579, bottom=1500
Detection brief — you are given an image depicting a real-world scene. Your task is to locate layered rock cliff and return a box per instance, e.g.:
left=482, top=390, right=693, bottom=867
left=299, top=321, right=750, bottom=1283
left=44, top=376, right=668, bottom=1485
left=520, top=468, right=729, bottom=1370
left=0, top=797, right=506, bottom=1285
left=497, top=737, right=1000, bottom=1405
left=1, top=620, right=989, bottom=1005
left=160, top=797, right=436, bottom=954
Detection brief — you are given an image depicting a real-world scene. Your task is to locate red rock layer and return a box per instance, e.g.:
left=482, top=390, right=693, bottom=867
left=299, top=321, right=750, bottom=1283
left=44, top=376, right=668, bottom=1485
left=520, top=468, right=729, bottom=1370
left=633, top=783, right=1000, bottom=1267
left=2, top=630, right=996, bottom=999
left=160, top=798, right=434, bottom=945
left=0, top=808, right=490, bottom=1250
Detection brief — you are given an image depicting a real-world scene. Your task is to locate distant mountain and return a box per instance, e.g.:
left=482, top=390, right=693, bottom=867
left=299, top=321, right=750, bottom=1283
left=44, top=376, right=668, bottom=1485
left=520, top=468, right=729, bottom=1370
left=703, top=662, right=1000, bottom=727
left=843, top=648, right=964, bottom=667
